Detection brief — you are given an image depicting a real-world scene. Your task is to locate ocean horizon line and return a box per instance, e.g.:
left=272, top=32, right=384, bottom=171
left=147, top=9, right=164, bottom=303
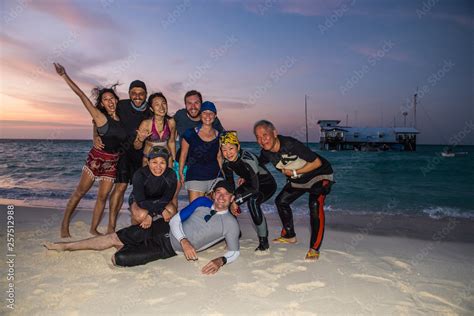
left=0, top=138, right=473, bottom=147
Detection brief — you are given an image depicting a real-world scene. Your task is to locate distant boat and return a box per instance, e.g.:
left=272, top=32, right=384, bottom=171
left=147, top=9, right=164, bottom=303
left=441, top=147, right=468, bottom=157
left=441, top=151, right=455, bottom=158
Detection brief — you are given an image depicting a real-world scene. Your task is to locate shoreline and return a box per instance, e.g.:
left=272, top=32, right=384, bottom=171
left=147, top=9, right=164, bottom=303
left=2, top=203, right=473, bottom=243
left=1, top=204, right=473, bottom=314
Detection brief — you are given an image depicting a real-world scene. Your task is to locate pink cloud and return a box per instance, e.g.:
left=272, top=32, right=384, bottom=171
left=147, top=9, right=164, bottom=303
left=1, top=91, right=90, bottom=119
left=0, top=33, right=29, bottom=49
left=29, top=1, right=120, bottom=30
left=0, top=54, right=98, bottom=92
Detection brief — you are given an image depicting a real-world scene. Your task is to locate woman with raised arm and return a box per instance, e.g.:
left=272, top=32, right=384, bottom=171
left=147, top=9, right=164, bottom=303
left=54, top=63, right=127, bottom=238
left=133, top=92, right=176, bottom=167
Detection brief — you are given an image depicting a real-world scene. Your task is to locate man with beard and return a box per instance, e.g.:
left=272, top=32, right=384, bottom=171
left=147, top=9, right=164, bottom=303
left=174, top=90, right=224, bottom=140
left=173, top=90, right=224, bottom=185
left=94, top=80, right=151, bottom=233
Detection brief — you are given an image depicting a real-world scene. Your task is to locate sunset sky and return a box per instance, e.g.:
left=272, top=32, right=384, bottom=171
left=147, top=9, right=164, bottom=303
left=1, top=0, right=472, bottom=144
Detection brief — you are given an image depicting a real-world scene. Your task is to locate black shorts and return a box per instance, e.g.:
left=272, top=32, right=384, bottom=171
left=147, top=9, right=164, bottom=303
left=115, top=219, right=176, bottom=267
left=115, top=149, right=143, bottom=184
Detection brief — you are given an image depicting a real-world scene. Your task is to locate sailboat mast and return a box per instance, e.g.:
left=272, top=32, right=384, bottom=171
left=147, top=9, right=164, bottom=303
left=305, top=94, right=309, bottom=146
left=413, top=89, right=418, bottom=129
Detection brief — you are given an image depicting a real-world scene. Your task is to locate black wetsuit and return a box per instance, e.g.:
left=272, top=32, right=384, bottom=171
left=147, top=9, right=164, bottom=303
left=115, top=166, right=177, bottom=267
left=96, top=114, right=127, bottom=154
left=259, top=135, right=334, bottom=251
left=130, top=167, right=177, bottom=218
left=223, top=149, right=277, bottom=250
left=115, top=100, right=151, bottom=183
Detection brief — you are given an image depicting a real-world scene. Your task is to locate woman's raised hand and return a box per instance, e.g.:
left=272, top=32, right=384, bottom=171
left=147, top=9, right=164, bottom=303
left=136, top=128, right=152, bottom=143
left=53, top=63, right=66, bottom=77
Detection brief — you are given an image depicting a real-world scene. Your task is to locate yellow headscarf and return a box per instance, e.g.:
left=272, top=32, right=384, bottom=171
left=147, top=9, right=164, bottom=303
left=220, top=130, right=240, bottom=146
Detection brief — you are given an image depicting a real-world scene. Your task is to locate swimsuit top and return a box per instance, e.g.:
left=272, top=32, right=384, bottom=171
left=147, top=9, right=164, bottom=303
left=148, top=116, right=171, bottom=144
left=96, top=114, right=127, bottom=154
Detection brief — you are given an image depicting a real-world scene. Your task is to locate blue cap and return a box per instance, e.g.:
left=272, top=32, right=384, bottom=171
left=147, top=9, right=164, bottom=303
left=200, top=101, right=217, bottom=114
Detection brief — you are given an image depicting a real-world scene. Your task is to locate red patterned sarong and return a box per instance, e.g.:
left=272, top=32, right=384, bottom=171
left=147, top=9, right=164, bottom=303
left=83, top=147, right=119, bottom=182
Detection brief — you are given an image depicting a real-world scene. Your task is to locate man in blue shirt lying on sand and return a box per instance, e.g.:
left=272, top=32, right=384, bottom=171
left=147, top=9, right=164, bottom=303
left=44, top=180, right=240, bottom=275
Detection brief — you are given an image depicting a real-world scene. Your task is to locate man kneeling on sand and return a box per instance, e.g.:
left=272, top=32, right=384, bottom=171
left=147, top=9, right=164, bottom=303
left=45, top=180, right=240, bottom=275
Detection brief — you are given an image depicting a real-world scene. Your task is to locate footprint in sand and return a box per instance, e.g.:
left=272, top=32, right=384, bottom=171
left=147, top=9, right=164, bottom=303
left=33, top=289, right=46, bottom=295
left=248, top=257, right=282, bottom=267
left=324, top=249, right=358, bottom=260
left=135, top=272, right=152, bottom=280
left=286, top=281, right=326, bottom=292
left=145, top=298, right=167, bottom=305
left=417, top=291, right=469, bottom=313
left=267, top=262, right=307, bottom=275
left=252, top=269, right=280, bottom=281
left=234, top=281, right=279, bottom=298
left=350, top=273, right=394, bottom=285
left=381, top=256, right=412, bottom=272
left=162, top=271, right=204, bottom=287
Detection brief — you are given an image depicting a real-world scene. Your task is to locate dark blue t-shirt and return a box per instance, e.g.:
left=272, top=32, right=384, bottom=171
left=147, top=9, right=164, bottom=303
left=182, top=127, right=220, bottom=181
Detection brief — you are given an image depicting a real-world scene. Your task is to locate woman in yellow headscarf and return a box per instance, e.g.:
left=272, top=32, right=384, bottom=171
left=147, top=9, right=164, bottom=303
left=220, top=131, right=277, bottom=251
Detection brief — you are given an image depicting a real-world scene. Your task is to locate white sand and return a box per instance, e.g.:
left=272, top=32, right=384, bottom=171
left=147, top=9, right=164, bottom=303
left=1, top=205, right=473, bottom=315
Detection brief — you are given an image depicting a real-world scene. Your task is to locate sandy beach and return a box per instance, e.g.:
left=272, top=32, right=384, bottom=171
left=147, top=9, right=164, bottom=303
left=1, top=204, right=473, bottom=315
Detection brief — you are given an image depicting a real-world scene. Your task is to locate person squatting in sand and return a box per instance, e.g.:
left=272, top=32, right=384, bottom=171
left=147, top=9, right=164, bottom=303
left=128, top=146, right=179, bottom=227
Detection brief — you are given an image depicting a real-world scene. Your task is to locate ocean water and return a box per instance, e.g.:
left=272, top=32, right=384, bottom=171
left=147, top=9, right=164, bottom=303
left=0, top=139, right=472, bottom=219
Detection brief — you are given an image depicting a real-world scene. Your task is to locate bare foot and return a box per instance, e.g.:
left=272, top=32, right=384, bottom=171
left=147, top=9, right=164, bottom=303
left=106, top=226, right=116, bottom=234
left=43, top=242, right=66, bottom=251
left=60, top=227, right=71, bottom=238
left=89, top=229, right=103, bottom=236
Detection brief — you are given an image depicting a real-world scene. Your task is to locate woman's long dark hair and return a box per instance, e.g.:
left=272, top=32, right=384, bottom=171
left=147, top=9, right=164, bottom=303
left=91, top=83, right=120, bottom=114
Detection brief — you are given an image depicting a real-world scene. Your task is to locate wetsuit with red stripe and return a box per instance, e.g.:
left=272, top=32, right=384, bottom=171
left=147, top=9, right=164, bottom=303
left=259, top=135, right=334, bottom=251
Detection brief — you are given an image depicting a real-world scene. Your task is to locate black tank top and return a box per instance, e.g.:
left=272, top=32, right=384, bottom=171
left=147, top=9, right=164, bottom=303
left=97, top=114, right=127, bottom=154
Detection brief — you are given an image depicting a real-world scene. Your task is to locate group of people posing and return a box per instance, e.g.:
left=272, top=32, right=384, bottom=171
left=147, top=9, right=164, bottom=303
left=46, top=63, right=334, bottom=273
